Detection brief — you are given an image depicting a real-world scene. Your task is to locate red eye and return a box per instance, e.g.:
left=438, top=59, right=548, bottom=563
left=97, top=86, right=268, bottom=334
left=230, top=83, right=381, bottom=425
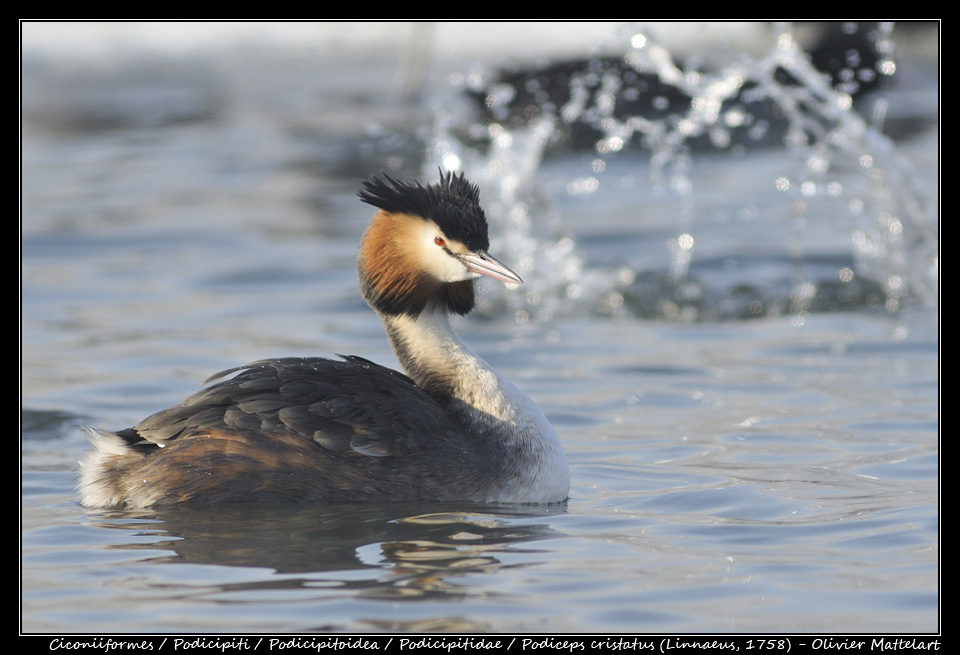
left=434, top=236, right=446, bottom=247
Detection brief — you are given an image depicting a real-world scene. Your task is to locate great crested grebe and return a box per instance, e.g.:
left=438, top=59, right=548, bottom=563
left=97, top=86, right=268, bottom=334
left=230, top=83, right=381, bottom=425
left=79, top=171, right=569, bottom=508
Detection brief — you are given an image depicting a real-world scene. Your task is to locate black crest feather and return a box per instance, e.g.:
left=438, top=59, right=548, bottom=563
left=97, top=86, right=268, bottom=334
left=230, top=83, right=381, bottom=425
left=359, top=170, right=490, bottom=251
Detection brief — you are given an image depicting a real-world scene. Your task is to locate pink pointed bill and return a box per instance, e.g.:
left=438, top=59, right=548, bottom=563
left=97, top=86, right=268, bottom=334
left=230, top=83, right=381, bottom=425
left=459, top=251, right=523, bottom=284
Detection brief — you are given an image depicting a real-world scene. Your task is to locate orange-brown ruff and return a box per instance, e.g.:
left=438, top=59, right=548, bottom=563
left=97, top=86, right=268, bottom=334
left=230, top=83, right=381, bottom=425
left=79, top=172, right=569, bottom=508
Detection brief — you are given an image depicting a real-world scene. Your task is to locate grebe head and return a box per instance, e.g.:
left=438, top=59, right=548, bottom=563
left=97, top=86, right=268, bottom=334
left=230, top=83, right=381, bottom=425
left=357, top=171, right=522, bottom=318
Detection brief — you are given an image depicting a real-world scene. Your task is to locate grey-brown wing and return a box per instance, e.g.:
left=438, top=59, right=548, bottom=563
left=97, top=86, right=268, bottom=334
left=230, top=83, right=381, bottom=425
left=127, top=356, right=466, bottom=458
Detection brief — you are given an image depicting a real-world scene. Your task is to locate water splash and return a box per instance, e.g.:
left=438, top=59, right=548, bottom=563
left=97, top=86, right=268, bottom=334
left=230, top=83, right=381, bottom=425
left=426, top=22, right=937, bottom=321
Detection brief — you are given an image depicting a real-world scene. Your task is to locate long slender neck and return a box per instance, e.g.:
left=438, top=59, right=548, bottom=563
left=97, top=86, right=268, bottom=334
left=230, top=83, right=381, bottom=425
left=379, top=306, right=569, bottom=503
left=381, top=308, right=500, bottom=412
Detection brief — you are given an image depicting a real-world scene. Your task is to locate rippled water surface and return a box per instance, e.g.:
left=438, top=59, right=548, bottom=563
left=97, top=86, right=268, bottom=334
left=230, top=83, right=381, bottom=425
left=21, top=22, right=938, bottom=634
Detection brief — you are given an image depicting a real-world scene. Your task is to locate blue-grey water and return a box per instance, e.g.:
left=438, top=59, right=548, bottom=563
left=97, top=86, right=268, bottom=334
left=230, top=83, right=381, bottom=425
left=21, top=22, right=938, bottom=634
